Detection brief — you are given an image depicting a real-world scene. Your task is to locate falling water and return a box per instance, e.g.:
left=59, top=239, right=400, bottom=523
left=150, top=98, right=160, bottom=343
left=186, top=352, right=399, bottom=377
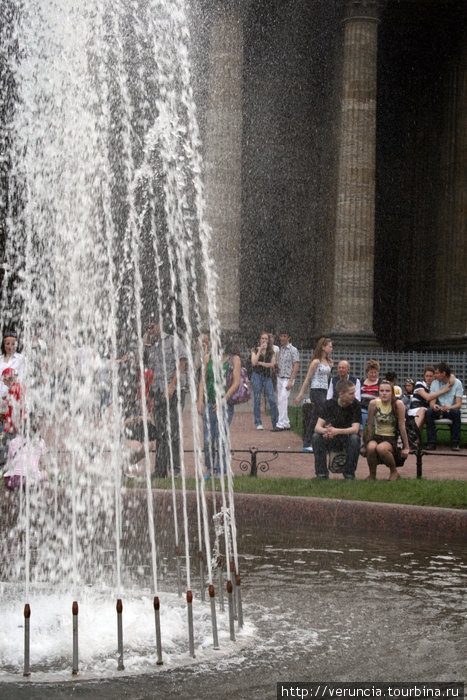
left=0, top=0, right=241, bottom=674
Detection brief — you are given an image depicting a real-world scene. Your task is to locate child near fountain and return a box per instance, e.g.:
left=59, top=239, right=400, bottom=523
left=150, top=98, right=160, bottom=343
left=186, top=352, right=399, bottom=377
left=3, top=416, right=47, bottom=491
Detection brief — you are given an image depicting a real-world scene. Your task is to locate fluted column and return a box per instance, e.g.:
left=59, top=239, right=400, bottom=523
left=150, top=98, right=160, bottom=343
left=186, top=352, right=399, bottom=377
left=330, top=0, right=383, bottom=337
left=433, top=41, right=467, bottom=342
left=203, top=0, right=243, bottom=330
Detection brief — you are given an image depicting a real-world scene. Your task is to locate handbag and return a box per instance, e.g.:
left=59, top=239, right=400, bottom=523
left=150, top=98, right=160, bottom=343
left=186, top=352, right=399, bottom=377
left=227, top=356, right=251, bottom=405
left=394, top=426, right=407, bottom=467
left=328, top=449, right=346, bottom=473
left=394, top=447, right=406, bottom=468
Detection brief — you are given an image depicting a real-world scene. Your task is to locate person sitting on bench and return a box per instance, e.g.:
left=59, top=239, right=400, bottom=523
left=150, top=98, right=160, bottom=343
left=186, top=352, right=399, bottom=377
left=425, top=362, right=463, bottom=451
left=311, top=379, right=361, bottom=480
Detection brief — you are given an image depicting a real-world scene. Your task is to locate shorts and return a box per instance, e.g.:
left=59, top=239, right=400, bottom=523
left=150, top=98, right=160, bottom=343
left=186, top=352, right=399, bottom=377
left=371, top=434, right=398, bottom=451
left=370, top=434, right=406, bottom=467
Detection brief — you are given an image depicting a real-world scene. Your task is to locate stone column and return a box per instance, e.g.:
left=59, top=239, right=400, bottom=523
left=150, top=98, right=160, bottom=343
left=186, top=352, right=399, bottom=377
left=434, top=40, right=467, bottom=345
left=203, top=0, right=243, bottom=330
left=329, top=0, right=383, bottom=339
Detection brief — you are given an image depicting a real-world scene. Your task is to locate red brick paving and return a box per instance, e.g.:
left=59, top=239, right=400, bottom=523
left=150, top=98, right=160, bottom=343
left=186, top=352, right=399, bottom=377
left=145, top=404, right=466, bottom=481
left=224, top=407, right=467, bottom=481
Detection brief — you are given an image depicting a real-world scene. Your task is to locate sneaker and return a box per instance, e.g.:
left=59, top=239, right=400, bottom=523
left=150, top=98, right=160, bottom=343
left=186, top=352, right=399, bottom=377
left=302, top=446, right=314, bottom=453
left=203, top=473, right=212, bottom=479
left=425, top=444, right=437, bottom=451
left=256, top=424, right=264, bottom=430
left=451, top=444, right=460, bottom=451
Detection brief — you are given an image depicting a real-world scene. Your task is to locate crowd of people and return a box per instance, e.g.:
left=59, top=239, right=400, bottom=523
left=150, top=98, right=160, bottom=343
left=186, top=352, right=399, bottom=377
left=0, top=324, right=464, bottom=488
left=249, top=331, right=464, bottom=481
left=124, top=320, right=243, bottom=479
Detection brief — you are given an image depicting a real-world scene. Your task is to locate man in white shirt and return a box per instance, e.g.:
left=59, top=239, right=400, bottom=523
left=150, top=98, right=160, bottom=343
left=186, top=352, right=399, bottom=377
left=275, top=331, right=299, bottom=431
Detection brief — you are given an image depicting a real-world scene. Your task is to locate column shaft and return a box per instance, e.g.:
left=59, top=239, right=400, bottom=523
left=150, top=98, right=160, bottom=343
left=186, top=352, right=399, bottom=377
left=434, top=43, right=467, bottom=341
left=331, top=1, right=381, bottom=335
left=203, top=1, right=243, bottom=330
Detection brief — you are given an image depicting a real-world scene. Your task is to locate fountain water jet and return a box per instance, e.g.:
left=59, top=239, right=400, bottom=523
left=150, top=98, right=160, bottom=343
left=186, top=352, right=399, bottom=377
left=0, top=0, right=243, bottom=676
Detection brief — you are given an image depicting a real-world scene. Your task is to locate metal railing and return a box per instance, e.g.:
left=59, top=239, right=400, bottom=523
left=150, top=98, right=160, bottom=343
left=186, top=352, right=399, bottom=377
left=295, top=349, right=467, bottom=386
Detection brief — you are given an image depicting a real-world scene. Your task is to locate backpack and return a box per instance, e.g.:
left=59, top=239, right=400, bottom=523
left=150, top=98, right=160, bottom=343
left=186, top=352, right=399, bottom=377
left=405, top=415, right=421, bottom=450
left=227, top=356, right=251, bottom=404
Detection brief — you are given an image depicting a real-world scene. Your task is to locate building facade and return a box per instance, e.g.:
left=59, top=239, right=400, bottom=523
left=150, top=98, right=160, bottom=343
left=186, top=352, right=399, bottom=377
left=194, top=0, right=466, bottom=350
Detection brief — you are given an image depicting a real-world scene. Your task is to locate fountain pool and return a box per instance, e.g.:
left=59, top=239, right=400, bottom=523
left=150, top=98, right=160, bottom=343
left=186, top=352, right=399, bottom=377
left=0, top=509, right=465, bottom=698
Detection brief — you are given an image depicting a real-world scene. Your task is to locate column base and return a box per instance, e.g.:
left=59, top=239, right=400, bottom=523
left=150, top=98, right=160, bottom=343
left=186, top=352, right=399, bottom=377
left=407, top=334, right=467, bottom=352
left=325, top=331, right=380, bottom=351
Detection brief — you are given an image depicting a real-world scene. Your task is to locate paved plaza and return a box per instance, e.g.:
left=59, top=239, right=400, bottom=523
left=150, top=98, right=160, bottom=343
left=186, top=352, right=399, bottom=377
left=223, top=407, right=467, bottom=482
left=126, top=403, right=466, bottom=481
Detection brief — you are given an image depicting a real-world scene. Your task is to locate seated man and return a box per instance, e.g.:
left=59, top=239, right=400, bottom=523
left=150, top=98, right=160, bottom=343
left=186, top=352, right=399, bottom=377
left=311, top=379, right=361, bottom=480
left=326, top=360, right=361, bottom=401
left=408, top=365, right=454, bottom=432
left=425, top=362, right=463, bottom=451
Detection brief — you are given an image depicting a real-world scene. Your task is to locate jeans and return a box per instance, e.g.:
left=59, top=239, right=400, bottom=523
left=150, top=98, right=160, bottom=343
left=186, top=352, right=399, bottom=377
left=304, top=388, right=327, bottom=447
left=251, top=371, right=277, bottom=428
left=152, top=390, right=180, bottom=478
left=203, top=402, right=234, bottom=473
left=311, top=432, right=361, bottom=478
left=425, top=407, right=461, bottom=445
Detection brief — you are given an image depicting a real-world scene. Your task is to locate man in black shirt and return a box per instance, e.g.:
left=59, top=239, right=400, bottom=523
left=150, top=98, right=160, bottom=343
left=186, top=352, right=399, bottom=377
left=311, top=379, right=361, bottom=479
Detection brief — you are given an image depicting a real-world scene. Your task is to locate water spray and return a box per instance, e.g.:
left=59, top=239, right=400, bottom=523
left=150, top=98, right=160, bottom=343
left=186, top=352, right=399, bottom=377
left=199, top=550, right=206, bottom=601
left=230, top=560, right=237, bottom=619
left=236, top=574, right=244, bottom=629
